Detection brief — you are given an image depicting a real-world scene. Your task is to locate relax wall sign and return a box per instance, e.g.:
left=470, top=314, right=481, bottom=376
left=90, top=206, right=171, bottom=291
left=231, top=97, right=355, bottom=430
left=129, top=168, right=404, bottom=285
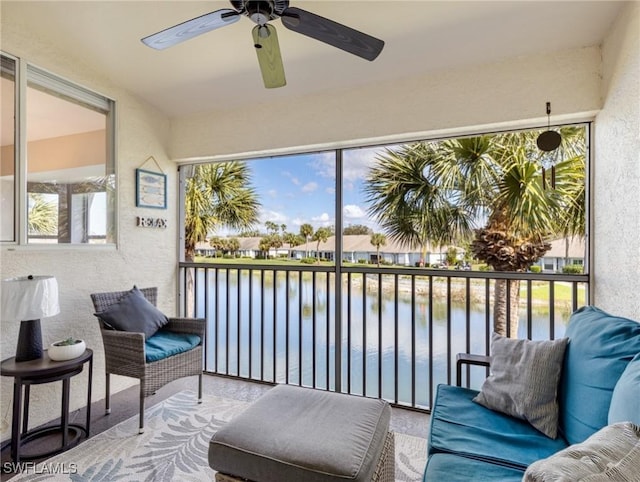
left=136, top=216, right=168, bottom=229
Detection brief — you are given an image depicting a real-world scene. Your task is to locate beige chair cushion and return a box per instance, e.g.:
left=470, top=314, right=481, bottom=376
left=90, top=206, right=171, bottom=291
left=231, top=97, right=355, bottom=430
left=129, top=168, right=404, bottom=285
left=523, top=422, right=640, bottom=481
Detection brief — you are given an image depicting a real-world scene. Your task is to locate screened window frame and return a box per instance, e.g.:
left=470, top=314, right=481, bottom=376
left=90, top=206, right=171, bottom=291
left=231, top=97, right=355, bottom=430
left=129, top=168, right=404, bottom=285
left=1, top=52, right=117, bottom=247
left=178, top=122, right=592, bottom=276
left=1, top=53, right=18, bottom=242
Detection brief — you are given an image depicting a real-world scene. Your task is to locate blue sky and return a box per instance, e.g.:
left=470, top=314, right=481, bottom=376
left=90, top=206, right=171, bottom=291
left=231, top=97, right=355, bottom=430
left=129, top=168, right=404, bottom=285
left=233, top=146, right=387, bottom=236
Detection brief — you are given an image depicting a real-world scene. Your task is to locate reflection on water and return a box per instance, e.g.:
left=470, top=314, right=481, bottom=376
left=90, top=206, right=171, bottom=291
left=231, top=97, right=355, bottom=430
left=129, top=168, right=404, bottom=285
left=195, top=270, right=576, bottom=408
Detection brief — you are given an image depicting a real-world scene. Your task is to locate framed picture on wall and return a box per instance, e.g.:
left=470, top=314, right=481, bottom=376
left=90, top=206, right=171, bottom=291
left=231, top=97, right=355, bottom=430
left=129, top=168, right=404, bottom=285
left=136, top=168, right=167, bottom=209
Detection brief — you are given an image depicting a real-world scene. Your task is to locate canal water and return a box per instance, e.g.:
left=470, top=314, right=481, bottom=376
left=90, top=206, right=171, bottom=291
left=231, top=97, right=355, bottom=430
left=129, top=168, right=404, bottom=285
left=195, top=270, right=573, bottom=408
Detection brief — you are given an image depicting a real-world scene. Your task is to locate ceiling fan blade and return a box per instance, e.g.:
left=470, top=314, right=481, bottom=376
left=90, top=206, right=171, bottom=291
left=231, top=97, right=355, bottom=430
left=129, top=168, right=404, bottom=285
left=142, top=9, right=240, bottom=50
left=281, top=7, right=384, bottom=61
left=252, top=24, right=286, bottom=89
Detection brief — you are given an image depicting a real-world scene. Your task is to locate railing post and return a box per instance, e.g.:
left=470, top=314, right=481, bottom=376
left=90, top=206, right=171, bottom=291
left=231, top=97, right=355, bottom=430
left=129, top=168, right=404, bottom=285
left=334, top=149, right=343, bottom=393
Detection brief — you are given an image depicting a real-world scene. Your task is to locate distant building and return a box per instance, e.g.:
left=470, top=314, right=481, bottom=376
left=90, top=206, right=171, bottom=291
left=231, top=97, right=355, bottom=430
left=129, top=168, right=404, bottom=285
left=536, top=237, right=585, bottom=272
left=196, top=234, right=466, bottom=265
left=195, top=236, right=289, bottom=258
left=291, top=235, right=455, bottom=266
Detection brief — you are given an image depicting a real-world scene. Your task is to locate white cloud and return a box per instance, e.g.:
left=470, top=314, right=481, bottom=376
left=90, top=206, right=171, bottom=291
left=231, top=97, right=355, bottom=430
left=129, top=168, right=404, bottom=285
left=267, top=189, right=277, bottom=198
left=342, top=147, right=385, bottom=182
left=312, top=213, right=330, bottom=222
left=309, top=146, right=397, bottom=184
left=259, top=208, right=288, bottom=225
left=282, top=170, right=300, bottom=185
left=311, top=212, right=333, bottom=227
left=301, top=181, right=318, bottom=193
left=343, top=204, right=366, bottom=219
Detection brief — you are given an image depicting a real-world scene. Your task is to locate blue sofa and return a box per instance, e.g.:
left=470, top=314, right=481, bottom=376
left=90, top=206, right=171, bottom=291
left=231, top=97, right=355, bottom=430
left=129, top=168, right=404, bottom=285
left=423, top=306, right=640, bottom=481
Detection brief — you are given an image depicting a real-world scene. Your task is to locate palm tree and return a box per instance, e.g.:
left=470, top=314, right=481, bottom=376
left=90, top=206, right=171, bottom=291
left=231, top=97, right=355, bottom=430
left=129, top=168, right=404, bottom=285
left=300, top=223, right=314, bottom=258
left=184, top=162, right=259, bottom=316
left=365, top=127, right=586, bottom=337
left=258, top=236, right=273, bottom=258
left=470, top=129, right=585, bottom=335
left=365, top=142, right=476, bottom=264
left=312, top=227, right=331, bottom=263
left=184, top=162, right=260, bottom=261
left=227, top=237, right=240, bottom=257
left=209, top=236, right=225, bottom=257
left=265, top=221, right=279, bottom=234
left=283, top=232, right=303, bottom=258
left=370, top=232, right=387, bottom=267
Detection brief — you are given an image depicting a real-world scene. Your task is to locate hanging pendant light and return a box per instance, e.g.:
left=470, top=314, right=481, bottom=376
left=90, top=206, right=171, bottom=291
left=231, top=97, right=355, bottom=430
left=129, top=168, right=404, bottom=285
left=536, top=102, right=561, bottom=151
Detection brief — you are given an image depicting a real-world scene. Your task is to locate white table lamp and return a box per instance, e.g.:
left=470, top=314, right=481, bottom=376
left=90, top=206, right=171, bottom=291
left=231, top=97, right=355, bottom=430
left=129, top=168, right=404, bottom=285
left=1, top=275, right=59, bottom=362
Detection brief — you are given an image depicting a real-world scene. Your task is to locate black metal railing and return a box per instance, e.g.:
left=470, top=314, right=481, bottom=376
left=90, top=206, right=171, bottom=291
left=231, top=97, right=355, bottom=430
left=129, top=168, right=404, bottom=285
left=179, top=262, right=588, bottom=411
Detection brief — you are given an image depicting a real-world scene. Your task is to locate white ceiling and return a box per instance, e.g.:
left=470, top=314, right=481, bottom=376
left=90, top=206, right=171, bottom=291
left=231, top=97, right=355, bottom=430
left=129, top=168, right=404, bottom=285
left=1, top=1, right=626, bottom=120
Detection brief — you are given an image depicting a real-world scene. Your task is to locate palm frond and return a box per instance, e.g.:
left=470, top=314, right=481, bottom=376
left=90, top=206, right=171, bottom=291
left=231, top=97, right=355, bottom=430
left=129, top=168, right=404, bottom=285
left=184, top=161, right=261, bottom=259
left=28, top=194, right=57, bottom=235
left=362, top=126, right=586, bottom=271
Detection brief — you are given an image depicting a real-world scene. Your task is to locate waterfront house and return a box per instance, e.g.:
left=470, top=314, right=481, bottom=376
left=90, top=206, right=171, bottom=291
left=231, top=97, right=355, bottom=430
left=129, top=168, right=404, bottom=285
left=537, top=237, right=587, bottom=273
left=290, top=234, right=456, bottom=266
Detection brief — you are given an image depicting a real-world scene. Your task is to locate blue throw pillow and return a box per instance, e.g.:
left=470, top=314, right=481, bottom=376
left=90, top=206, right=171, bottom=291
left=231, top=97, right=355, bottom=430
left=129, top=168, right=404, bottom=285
left=608, top=353, right=640, bottom=425
left=95, top=286, right=169, bottom=339
left=560, top=306, right=640, bottom=445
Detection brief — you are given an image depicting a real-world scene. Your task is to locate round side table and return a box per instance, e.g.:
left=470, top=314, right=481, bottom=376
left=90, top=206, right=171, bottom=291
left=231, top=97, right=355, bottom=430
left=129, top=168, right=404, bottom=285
left=0, top=349, right=93, bottom=463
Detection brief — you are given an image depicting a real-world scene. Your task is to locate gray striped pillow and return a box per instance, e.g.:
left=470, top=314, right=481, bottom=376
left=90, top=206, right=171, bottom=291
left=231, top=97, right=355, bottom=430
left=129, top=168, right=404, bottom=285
left=473, top=333, right=568, bottom=439
left=523, top=422, right=640, bottom=481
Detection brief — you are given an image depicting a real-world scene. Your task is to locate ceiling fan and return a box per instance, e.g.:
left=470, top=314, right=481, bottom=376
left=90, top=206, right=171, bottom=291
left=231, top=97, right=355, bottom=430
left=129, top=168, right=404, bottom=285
left=142, top=0, right=384, bottom=89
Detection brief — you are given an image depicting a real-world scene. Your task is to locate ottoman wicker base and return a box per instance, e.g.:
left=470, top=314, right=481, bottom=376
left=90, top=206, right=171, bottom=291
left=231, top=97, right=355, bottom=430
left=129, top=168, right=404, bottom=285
left=209, top=385, right=395, bottom=482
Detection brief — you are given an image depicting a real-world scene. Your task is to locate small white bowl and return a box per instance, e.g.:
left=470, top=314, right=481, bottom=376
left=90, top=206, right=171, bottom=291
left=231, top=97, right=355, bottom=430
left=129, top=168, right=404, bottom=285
left=48, top=339, right=86, bottom=361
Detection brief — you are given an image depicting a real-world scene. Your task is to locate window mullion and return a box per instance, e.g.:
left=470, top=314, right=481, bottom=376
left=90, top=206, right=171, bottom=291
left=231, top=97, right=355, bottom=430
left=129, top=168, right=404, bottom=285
left=16, top=59, right=27, bottom=245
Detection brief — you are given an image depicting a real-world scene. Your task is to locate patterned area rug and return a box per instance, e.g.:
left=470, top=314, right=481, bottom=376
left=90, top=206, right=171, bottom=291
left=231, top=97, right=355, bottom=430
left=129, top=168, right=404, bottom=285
left=11, top=391, right=428, bottom=481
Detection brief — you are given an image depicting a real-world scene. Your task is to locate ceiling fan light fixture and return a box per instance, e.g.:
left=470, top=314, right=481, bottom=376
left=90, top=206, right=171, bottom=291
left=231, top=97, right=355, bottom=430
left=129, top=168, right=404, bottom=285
left=250, top=12, right=270, bottom=25
left=247, top=0, right=276, bottom=25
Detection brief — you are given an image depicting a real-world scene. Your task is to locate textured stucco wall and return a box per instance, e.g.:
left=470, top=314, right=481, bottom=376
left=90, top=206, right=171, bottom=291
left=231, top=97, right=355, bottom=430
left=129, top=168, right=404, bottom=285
left=594, top=1, right=640, bottom=318
left=0, top=20, right=177, bottom=439
left=171, top=46, right=602, bottom=161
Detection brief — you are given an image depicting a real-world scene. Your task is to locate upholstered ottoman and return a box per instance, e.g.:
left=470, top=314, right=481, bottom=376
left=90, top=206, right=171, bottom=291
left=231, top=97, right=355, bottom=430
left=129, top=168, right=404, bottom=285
left=209, top=384, right=394, bottom=482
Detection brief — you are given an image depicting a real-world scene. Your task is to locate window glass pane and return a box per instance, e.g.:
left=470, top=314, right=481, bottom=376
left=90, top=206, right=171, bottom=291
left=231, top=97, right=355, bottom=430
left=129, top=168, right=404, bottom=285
left=26, top=79, right=114, bottom=244
left=1, top=55, right=16, bottom=242
left=341, top=146, right=390, bottom=265
left=343, top=125, right=587, bottom=272
left=187, top=152, right=336, bottom=264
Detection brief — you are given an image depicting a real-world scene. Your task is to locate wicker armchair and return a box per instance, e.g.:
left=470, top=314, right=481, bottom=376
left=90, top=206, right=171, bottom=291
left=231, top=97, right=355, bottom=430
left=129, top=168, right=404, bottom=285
left=90, top=287, right=205, bottom=434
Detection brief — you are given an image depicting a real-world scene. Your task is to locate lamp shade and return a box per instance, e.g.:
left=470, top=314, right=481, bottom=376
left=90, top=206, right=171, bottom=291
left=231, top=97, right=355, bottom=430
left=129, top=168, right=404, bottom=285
left=1, top=275, right=59, bottom=321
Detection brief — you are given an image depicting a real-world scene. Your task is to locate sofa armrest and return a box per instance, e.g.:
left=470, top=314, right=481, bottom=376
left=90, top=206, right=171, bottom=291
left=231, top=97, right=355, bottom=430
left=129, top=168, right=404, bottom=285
left=456, top=353, right=491, bottom=387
